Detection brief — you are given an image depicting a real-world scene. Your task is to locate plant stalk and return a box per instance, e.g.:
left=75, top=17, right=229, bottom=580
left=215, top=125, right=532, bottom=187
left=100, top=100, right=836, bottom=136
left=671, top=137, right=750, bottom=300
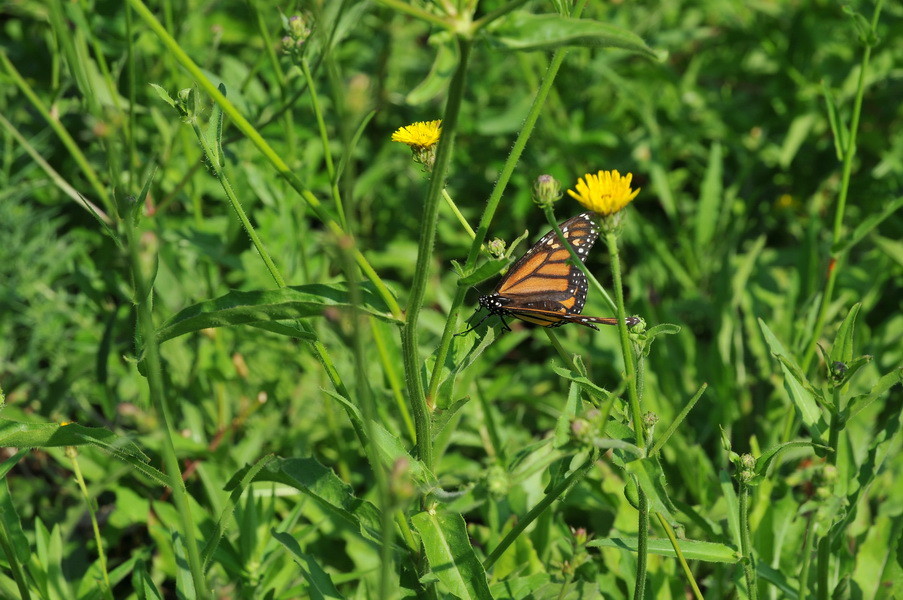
left=401, top=38, right=473, bottom=471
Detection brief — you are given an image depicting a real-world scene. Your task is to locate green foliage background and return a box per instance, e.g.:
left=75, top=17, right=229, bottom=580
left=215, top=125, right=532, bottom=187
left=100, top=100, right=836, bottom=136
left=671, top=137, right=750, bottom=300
left=0, top=0, right=900, bottom=599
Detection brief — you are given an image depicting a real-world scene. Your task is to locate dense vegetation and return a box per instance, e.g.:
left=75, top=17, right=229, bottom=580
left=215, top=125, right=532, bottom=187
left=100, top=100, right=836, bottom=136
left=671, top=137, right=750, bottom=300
left=1, top=1, right=900, bottom=599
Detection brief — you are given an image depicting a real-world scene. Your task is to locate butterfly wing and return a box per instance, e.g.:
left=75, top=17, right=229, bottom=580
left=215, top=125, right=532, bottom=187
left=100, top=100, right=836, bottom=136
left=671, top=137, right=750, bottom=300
left=493, top=212, right=599, bottom=320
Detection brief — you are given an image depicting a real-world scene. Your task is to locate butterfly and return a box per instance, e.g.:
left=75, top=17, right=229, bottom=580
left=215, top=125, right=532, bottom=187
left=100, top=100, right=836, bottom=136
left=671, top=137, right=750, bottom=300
left=462, top=212, right=638, bottom=333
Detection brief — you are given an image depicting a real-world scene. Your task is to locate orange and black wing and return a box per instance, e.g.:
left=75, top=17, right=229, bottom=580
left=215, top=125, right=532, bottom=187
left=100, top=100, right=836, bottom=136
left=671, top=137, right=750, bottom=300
left=473, top=212, right=625, bottom=331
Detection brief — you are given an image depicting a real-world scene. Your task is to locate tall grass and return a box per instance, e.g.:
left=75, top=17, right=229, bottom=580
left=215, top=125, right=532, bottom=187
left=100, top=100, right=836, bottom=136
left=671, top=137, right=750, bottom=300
left=0, top=1, right=900, bottom=599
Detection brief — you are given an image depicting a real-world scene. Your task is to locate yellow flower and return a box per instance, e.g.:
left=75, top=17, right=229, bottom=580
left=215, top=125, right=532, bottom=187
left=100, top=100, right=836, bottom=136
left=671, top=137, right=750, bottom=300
left=567, top=170, right=640, bottom=216
left=391, top=120, right=442, bottom=150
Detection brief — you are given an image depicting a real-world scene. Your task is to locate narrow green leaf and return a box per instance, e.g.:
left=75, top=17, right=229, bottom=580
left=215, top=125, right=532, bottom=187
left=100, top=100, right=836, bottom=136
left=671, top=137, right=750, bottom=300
left=411, top=510, right=494, bottom=600
left=821, top=83, right=845, bottom=160
left=273, top=531, right=345, bottom=600
left=832, top=197, right=903, bottom=255
left=133, top=559, right=164, bottom=600
left=695, top=142, right=722, bottom=249
left=205, top=82, right=226, bottom=169
left=0, top=477, right=30, bottom=564
left=407, top=38, right=458, bottom=105
left=335, top=109, right=376, bottom=181
left=486, top=12, right=657, bottom=57
left=719, top=470, right=742, bottom=549
left=755, top=440, right=830, bottom=477
left=848, top=368, right=903, bottom=419
left=172, top=532, right=196, bottom=600
left=624, top=457, right=679, bottom=524
left=590, top=537, right=739, bottom=563
left=156, top=282, right=401, bottom=345
left=554, top=380, right=580, bottom=448
left=149, top=83, right=176, bottom=108
left=758, top=319, right=827, bottom=437
left=204, top=455, right=277, bottom=569
left=779, top=113, right=817, bottom=168
left=831, top=303, right=861, bottom=365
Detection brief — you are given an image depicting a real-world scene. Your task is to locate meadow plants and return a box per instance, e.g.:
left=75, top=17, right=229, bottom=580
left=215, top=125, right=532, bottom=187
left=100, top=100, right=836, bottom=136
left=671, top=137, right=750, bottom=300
left=0, top=1, right=900, bottom=599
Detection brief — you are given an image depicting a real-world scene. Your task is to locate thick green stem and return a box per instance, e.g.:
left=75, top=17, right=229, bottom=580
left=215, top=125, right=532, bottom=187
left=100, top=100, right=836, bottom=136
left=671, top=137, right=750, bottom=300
left=739, top=483, right=758, bottom=600
left=401, top=38, right=473, bottom=471
left=125, top=221, right=208, bottom=598
left=605, top=230, right=648, bottom=600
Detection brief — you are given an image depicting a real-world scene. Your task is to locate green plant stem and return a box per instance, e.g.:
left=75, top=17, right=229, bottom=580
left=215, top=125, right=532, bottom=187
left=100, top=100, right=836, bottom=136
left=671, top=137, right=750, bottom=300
left=801, top=0, right=882, bottom=372
left=301, top=58, right=347, bottom=231
left=0, top=51, right=114, bottom=216
left=65, top=447, right=114, bottom=600
left=425, top=8, right=587, bottom=403
left=655, top=513, right=703, bottom=600
left=124, top=219, right=208, bottom=598
left=401, top=38, right=472, bottom=471
left=739, top=482, right=758, bottom=600
left=605, top=233, right=642, bottom=445
left=127, top=0, right=400, bottom=318
left=442, top=189, right=476, bottom=239
left=483, top=451, right=597, bottom=570
left=604, top=230, right=649, bottom=600
left=815, top=534, right=829, bottom=600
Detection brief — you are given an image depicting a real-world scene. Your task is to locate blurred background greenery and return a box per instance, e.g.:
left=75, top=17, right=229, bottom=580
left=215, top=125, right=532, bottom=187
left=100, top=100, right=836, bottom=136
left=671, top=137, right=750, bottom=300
left=1, top=0, right=900, bottom=598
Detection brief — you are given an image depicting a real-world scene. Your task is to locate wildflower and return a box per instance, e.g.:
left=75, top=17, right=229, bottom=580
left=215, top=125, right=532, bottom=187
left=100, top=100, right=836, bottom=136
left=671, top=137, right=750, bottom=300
left=392, top=120, right=441, bottom=170
left=567, top=169, right=640, bottom=216
left=532, top=174, right=561, bottom=208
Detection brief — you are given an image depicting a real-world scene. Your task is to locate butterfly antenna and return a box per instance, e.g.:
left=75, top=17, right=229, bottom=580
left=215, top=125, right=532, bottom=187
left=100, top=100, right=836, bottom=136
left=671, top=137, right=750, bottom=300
left=456, top=310, right=492, bottom=336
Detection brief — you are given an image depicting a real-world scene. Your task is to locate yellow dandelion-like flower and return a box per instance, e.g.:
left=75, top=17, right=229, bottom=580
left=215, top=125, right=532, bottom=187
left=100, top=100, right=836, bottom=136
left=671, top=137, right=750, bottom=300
left=391, top=120, right=442, bottom=150
left=567, top=170, right=640, bottom=216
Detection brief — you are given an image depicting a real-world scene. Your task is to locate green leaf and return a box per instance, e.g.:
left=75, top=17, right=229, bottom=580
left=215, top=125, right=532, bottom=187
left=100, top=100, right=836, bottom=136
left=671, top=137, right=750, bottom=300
left=831, top=197, right=903, bottom=255
left=133, top=559, right=164, bottom=600
left=486, top=12, right=657, bottom=58
left=149, top=83, right=176, bottom=109
left=624, top=457, right=679, bottom=525
left=407, top=38, right=458, bottom=105
left=370, top=421, right=437, bottom=489
left=695, top=142, right=723, bottom=249
left=0, top=420, right=167, bottom=486
left=245, top=457, right=393, bottom=550
left=590, top=537, right=739, bottom=563
left=458, top=258, right=510, bottom=287
left=156, top=282, right=401, bottom=345
left=719, top=470, right=742, bottom=549
left=554, top=379, right=580, bottom=448
left=204, top=82, right=226, bottom=170
left=273, top=531, right=345, bottom=600
left=203, top=455, right=277, bottom=569
left=755, top=440, right=830, bottom=477
left=758, top=319, right=827, bottom=437
left=411, top=510, right=494, bottom=600
left=0, top=476, right=30, bottom=564
left=830, top=303, right=861, bottom=365
left=848, top=368, right=903, bottom=419
left=172, top=531, right=196, bottom=600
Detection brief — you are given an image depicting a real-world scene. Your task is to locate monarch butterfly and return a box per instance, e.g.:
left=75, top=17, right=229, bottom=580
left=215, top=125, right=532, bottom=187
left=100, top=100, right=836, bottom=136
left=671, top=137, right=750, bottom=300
left=462, top=212, right=638, bottom=333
